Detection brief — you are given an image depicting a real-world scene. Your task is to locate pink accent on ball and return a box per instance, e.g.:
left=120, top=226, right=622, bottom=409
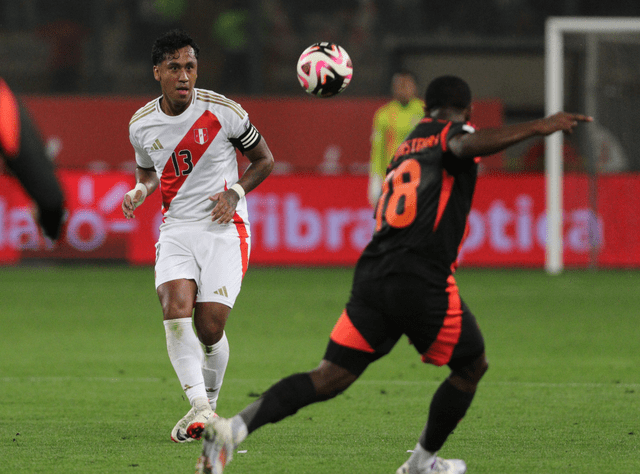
left=315, top=61, right=331, bottom=83
left=298, top=74, right=310, bottom=89
left=331, top=46, right=348, bottom=65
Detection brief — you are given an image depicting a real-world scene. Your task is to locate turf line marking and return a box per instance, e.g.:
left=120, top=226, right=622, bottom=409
left=0, top=376, right=162, bottom=383
left=357, top=380, right=640, bottom=389
left=2, top=377, right=638, bottom=389
left=202, top=378, right=640, bottom=389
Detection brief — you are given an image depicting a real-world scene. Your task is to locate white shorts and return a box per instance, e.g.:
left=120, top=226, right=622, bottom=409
left=154, top=222, right=251, bottom=308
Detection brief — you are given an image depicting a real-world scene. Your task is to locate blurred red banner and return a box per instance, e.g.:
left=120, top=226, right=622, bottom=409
left=1, top=171, right=639, bottom=268
left=20, top=96, right=504, bottom=174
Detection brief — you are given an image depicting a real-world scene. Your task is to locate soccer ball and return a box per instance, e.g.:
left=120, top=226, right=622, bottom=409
left=296, top=42, right=353, bottom=98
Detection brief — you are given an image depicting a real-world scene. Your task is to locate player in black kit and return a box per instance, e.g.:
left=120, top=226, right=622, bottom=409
left=0, top=78, right=65, bottom=240
left=196, top=75, right=592, bottom=474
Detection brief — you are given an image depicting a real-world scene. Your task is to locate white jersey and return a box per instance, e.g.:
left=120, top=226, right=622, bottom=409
left=129, top=88, right=260, bottom=229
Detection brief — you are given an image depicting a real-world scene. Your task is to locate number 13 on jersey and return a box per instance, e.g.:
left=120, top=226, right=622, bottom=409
left=375, top=159, right=421, bottom=231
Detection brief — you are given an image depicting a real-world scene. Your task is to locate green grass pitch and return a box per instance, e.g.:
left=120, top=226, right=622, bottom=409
left=1, top=265, right=638, bottom=473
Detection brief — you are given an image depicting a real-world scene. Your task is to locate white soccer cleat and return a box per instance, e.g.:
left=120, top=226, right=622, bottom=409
left=396, top=456, right=466, bottom=474
left=171, top=407, right=196, bottom=443
left=195, top=417, right=235, bottom=474
left=187, top=405, right=217, bottom=440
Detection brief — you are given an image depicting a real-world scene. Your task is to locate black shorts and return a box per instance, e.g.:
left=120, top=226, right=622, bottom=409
left=324, top=273, right=485, bottom=376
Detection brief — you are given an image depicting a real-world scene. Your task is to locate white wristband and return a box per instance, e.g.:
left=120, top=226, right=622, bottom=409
left=125, top=182, right=148, bottom=209
left=229, top=183, right=245, bottom=199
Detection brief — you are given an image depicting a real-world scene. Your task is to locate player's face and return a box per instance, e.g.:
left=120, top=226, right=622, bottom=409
left=154, top=45, right=198, bottom=115
left=392, top=74, right=417, bottom=105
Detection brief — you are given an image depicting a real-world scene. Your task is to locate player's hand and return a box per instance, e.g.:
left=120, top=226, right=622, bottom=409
left=122, top=183, right=147, bottom=219
left=122, top=194, right=136, bottom=219
left=210, top=189, right=240, bottom=224
left=538, top=112, right=593, bottom=136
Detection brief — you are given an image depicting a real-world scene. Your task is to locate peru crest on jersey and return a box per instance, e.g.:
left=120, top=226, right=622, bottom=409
left=194, top=127, right=208, bottom=145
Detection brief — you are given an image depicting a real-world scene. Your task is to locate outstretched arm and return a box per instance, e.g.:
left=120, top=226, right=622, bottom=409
left=448, top=112, right=593, bottom=159
left=209, top=136, right=274, bottom=224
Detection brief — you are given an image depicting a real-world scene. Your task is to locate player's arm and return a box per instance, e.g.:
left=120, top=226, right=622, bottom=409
left=2, top=100, right=66, bottom=240
left=235, top=137, right=274, bottom=195
left=210, top=136, right=274, bottom=224
left=448, top=112, right=593, bottom=159
left=122, top=166, right=157, bottom=219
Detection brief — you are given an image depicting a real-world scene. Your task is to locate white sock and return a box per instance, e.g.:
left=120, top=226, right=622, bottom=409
left=202, top=331, right=229, bottom=412
left=230, top=415, right=248, bottom=445
left=164, top=318, right=208, bottom=406
left=410, top=442, right=437, bottom=469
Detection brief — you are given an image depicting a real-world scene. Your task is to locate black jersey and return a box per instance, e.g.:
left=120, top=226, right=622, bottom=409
left=356, top=117, right=479, bottom=283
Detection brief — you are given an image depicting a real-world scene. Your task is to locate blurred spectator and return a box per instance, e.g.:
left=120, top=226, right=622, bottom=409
left=368, top=70, right=424, bottom=207
left=153, top=0, right=187, bottom=19
left=212, top=2, right=251, bottom=94
left=378, top=0, right=424, bottom=35
left=262, top=0, right=298, bottom=90
left=36, top=4, right=90, bottom=93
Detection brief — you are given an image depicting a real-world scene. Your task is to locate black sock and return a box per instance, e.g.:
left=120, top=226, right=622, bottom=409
left=420, top=379, right=475, bottom=452
left=239, top=373, right=327, bottom=434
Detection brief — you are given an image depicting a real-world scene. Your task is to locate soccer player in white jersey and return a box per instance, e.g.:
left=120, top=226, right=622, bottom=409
left=121, top=29, right=274, bottom=443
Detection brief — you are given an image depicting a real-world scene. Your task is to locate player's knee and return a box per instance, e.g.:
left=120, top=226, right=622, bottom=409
left=450, top=352, right=488, bottom=386
left=260, top=372, right=323, bottom=424
left=195, top=324, right=224, bottom=346
left=193, top=304, right=229, bottom=345
left=309, top=361, right=358, bottom=398
left=473, top=355, right=489, bottom=382
left=193, top=313, right=223, bottom=344
left=161, top=299, right=192, bottom=319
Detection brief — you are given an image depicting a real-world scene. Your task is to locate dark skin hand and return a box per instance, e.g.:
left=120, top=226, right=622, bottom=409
left=209, top=137, right=274, bottom=224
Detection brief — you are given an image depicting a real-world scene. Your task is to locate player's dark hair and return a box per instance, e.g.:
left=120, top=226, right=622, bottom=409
left=152, top=29, right=200, bottom=65
left=394, top=69, right=417, bottom=81
left=425, top=75, right=471, bottom=111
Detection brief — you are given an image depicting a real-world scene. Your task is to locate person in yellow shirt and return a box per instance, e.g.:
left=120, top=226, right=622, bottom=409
left=368, top=70, right=424, bottom=207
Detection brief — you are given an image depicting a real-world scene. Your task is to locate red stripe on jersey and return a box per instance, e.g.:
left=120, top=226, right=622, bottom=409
left=0, top=78, right=21, bottom=158
left=330, top=309, right=375, bottom=353
left=434, top=169, right=454, bottom=231
left=160, top=110, right=222, bottom=211
left=233, top=212, right=250, bottom=277
left=439, top=121, right=453, bottom=152
left=421, top=275, right=463, bottom=366
left=451, top=222, right=471, bottom=273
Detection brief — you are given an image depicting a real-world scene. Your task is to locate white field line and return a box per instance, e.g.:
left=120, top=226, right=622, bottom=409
left=1, top=376, right=638, bottom=389
left=0, top=376, right=163, bottom=383
left=360, top=380, right=640, bottom=389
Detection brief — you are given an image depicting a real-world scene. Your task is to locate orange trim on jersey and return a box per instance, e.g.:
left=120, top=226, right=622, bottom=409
left=434, top=169, right=454, bottom=232
left=451, top=222, right=471, bottom=273
left=330, top=310, right=375, bottom=353
left=224, top=178, right=250, bottom=277
left=421, top=275, right=463, bottom=366
left=439, top=121, right=453, bottom=152
left=0, top=78, right=21, bottom=158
